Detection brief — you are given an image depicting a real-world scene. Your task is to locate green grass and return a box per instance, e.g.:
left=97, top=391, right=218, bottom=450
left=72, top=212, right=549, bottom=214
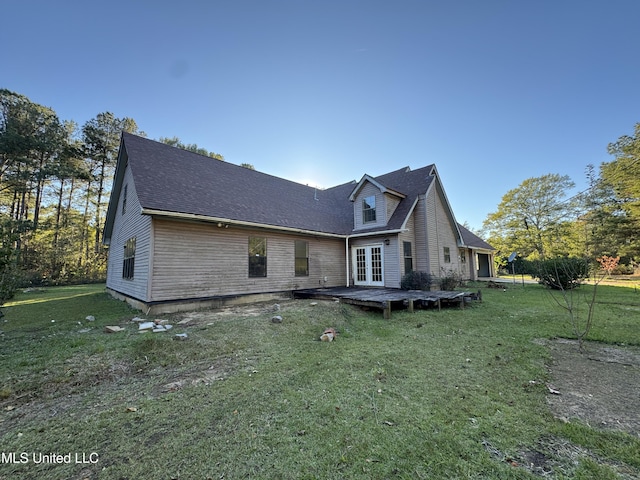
left=0, top=283, right=638, bottom=479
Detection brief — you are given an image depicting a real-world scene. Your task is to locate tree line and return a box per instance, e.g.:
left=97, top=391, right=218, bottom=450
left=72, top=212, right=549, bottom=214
left=0, top=89, right=225, bottom=304
left=481, top=122, right=640, bottom=276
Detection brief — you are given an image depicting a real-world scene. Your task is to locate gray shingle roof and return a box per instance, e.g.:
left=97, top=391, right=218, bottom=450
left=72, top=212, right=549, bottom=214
left=123, top=132, right=354, bottom=235
left=457, top=223, right=495, bottom=250
left=113, top=133, right=492, bottom=251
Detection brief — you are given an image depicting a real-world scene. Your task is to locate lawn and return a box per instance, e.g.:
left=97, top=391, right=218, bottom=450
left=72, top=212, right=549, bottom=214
left=0, top=282, right=638, bottom=479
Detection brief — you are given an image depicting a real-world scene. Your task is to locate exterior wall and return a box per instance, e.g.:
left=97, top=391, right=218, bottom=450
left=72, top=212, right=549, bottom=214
left=106, top=163, right=152, bottom=302
left=413, top=195, right=429, bottom=272
left=149, top=219, right=346, bottom=302
left=353, top=183, right=387, bottom=231
left=383, top=236, right=400, bottom=288
left=425, top=187, right=440, bottom=275
left=425, top=184, right=462, bottom=278
left=458, top=247, right=472, bottom=280
left=385, top=193, right=401, bottom=222
left=349, top=235, right=401, bottom=287
left=398, top=215, right=416, bottom=279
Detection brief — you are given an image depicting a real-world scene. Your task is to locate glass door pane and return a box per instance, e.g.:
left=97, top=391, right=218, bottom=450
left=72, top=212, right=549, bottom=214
left=356, top=247, right=367, bottom=283
left=371, top=246, right=382, bottom=283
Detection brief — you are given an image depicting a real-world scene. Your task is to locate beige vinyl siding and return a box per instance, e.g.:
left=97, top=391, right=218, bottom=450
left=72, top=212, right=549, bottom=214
left=383, top=237, right=400, bottom=288
left=385, top=193, right=401, bottom=222
left=106, top=164, right=152, bottom=302
left=427, top=183, right=462, bottom=277
left=398, top=216, right=416, bottom=278
left=413, top=195, right=429, bottom=272
left=425, top=187, right=440, bottom=275
left=459, top=247, right=473, bottom=280
left=149, top=219, right=345, bottom=301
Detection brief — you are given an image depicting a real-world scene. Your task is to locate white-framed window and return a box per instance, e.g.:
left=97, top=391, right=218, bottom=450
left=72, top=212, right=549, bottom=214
left=295, top=240, right=309, bottom=277
left=123, top=237, right=136, bottom=279
left=249, top=236, right=267, bottom=277
left=403, top=241, right=413, bottom=273
left=362, top=195, right=376, bottom=223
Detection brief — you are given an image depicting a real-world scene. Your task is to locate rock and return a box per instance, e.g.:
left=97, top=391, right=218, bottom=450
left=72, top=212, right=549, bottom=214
left=86, top=315, right=95, bottom=322
left=273, top=304, right=281, bottom=312
left=310, top=302, right=318, bottom=306
left=131, top=317, right=145, bottom=323
left=320, top=327, right=337, bottom=342
left=547, top=385, right=561, bottom=395
left=174, top=333, right=188, bottom=340
left=104, top=326, right=125, bottom=333
left=164, top=324, right=173, bottom=330
left=271, top=315, right=283, bottom=323
left=138, top=322, right=155, bottom=331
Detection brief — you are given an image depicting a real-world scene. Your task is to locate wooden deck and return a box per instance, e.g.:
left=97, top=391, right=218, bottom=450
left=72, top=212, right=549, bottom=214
left=293, top=287, right=481, bottom=319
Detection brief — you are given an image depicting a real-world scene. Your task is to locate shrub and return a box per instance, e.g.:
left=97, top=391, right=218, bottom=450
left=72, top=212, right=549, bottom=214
left=533, top=257, right=590, bottom=290
left=401, top=271, right=433, bottom=290
left=0, top=264, right=22, bottom=306
left=611, top=263, right=634, bottom=275
left=439, top=268, right=463, bottom=291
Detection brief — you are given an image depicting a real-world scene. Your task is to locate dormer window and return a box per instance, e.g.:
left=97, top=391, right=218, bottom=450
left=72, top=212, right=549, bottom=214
left=362, top=195, right=376, bottom=223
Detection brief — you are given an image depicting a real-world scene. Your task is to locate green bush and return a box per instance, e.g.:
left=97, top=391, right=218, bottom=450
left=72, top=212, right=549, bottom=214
left=611, top=263, right=634, bottom=275
left=0, top=264, right=22, bottom=306
left=533, top=257, right=590, bottom=290
left=400, top=271, right=433, bottom=290
left=439, top=268, right=463, bottom=291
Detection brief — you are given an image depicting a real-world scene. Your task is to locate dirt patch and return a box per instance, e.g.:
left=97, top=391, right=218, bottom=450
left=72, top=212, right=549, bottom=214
left=544, top=339, right=640, bottom=437
left=157, top=358, right=236, bottom=394
left=175, top=301, right=286, bottom=325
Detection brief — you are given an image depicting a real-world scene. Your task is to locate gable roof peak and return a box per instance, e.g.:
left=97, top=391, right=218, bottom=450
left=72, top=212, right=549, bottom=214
left=348, top=173, right=407, bottom=201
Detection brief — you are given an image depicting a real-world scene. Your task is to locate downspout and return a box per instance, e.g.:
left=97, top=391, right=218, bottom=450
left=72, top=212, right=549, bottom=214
left=345, top=236, right=350, bottom=287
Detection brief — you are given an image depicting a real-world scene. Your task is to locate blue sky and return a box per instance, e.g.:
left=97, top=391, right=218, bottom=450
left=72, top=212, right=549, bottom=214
left=3, top=1, right=639, bottom=231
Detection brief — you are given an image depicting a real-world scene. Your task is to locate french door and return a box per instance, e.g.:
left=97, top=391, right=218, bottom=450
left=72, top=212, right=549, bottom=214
left=353, top=245, right=384, bottom=286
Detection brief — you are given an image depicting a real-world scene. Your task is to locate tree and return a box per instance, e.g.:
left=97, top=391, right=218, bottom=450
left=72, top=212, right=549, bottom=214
left=158, top=136, right=224, bottom=160
left=0, top=216, right=22, bottom=305
left=0, top=89, right=64, bottom=224
left=82, top=113, right=140, bottom=254
left=576, top=164, right=637, bottom=264
left=604, top=122, right=640, bottom=218
left=483, top=174, right=577, bottom=260
left=0, top=89, right=69, bottom=278
left=594, top=122, right=640, bottom=264
left=544, top=255, right=618, bottom=352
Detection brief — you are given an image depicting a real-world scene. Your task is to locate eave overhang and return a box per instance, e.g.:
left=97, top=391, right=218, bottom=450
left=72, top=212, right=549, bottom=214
left=140, top=208, right=347, bottom=239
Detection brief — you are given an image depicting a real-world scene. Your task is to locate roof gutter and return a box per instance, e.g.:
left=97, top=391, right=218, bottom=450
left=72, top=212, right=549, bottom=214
left=140, top=208, right=347, bottom=239
left=347, top=228, right=405, bottom=239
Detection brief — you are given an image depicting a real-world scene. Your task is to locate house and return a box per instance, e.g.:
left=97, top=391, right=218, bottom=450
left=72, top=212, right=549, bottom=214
left=103, top=133, right=494, bottom=313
